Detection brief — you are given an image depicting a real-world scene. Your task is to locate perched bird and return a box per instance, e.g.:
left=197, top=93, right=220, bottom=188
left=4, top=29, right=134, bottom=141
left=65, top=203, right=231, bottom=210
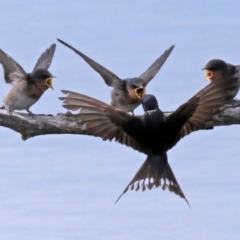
left=59, top=71, right=239, bottom=205
left=202, top=59, right=240, bottom=99
left=0, top=43, right=56, bottom=114
left=57, top=38, right=174, bottom=114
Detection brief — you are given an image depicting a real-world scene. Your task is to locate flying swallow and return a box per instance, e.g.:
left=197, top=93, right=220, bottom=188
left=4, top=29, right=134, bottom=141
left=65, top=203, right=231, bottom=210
left=57, top=38, right=174, bottom=114
left=202, top=59, right=240, bottom=99
left=59, top=71, right=239, bottom=205
left=0, top=43, right=56, bottom=114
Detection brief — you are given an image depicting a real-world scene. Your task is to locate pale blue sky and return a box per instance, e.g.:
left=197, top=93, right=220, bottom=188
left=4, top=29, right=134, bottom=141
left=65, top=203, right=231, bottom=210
left=0, top=1, right=240, bottom=239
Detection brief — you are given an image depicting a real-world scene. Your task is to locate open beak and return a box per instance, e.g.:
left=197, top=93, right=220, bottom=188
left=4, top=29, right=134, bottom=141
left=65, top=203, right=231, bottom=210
left=46, top=77, right=54, bottom=89
left=205, top=70, right=213, bottom=80
left=134, top=87, right=146, bottom=99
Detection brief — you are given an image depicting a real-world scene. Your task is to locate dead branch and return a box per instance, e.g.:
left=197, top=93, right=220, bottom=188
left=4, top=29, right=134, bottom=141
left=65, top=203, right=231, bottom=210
left=1, top=100, right=240, bottom=141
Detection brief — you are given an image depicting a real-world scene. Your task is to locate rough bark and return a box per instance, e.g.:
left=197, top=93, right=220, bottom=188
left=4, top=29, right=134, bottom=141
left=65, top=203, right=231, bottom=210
left=1, top=100, right=240, bottom=141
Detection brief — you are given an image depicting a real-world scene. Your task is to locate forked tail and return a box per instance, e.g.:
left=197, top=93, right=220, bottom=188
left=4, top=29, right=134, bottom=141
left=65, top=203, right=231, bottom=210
left=116, top=153, right=190, bottom=208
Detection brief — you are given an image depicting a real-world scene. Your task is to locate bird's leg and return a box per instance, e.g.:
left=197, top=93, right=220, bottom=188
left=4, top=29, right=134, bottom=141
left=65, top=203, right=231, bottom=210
left=5, top=106, right=13, bottom=116
left=26, top=109, right=34, bottom=117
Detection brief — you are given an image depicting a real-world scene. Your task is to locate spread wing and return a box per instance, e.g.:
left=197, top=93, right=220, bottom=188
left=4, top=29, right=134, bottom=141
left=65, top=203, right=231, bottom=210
left=59, top=90, right=150, bottom=154
left=139, top=45, right=174, bottom=85
left=115, top=153, right=190, bottom=207
left=33, top=43, right=56, bottom=70
left=0, top=48, right=26, bottom=84
left=167, top=72, right=240, bottom=147
left=60, top=69, right=238, bottom=154
left=57, top=39, right=124, bottom=89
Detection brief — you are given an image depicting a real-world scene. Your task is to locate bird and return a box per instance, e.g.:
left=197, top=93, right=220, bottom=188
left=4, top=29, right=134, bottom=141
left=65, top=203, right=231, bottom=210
left=0, top=43, right=56, bottom=114
left=57, top=38, right=174, bottom=114
left=202, top=59, right=240, bottom=99
left=59, top=70, right=239, bottom=205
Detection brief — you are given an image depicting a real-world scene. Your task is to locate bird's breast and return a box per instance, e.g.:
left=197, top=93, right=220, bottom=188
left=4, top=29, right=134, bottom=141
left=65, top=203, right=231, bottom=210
left=3, top=85, right=39, bottom=110
left=111, top=89, right=140, bottom=112
left=26, top=84, right=46, bottom=99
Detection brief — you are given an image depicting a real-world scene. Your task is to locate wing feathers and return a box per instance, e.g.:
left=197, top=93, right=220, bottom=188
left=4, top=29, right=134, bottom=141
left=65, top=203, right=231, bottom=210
left=140, top=45, right=175, bottom=85
left=57, top=39, right=123, bottom=88
left=0, top=49, right=26, bottom=84
left=176, top=73, right=239, bottom=140
left=60, top=90, right=148, bottom=153
left=60, top=70, right=239, bottom=154
left=33, top=43, right=56, bottom=70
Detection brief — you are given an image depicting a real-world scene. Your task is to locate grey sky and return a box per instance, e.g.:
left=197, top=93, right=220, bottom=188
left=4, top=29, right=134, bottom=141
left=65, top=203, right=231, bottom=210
left=0, top=1, right=240, bottom=239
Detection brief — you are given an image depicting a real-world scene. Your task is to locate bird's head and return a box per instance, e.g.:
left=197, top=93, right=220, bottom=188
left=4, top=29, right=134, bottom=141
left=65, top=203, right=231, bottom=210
left=202, top=59, right=228, bottom=81
left=141, top=94, right=159, bottom=112
left=31, top=68, right=55, bottom=90
left=126, top=77, right=146, bottom=99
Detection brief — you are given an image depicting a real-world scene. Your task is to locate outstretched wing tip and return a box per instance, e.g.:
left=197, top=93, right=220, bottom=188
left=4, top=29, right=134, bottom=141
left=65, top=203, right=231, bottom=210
left=50, top=43, right=56, bottom=50
left=33, top=43, right=56, bottom=70
left=140, top=44, right=175, bottom=84
left=61, top=90, right=70, bottom=95
left=115, top=194, right=123, bottom=204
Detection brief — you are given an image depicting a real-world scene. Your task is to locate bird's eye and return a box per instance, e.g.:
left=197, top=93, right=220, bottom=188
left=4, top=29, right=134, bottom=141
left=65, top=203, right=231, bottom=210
left=131, top=84, right=137, bottom=88
left=38, top=74, right=45, bottom=79
left=41, top=74, right=49, bottom=79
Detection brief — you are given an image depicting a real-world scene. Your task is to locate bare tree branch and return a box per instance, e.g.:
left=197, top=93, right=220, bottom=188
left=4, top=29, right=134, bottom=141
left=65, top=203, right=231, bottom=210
left=0, top=110, right=83, bottom=140
left=1, top=100, right=240, bottom=141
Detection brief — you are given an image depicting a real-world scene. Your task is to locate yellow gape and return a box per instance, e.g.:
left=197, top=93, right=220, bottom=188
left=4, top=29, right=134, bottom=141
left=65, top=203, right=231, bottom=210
left=46, top=77, right=54, bottom=89
left=205, top=70, right=213, bottom=80
left=134, top=87, right=146, bottom=99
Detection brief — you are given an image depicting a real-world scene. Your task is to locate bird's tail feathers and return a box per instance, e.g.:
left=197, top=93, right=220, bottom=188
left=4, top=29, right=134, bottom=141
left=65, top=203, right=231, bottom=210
left=115, top=153, right=190, bottom=208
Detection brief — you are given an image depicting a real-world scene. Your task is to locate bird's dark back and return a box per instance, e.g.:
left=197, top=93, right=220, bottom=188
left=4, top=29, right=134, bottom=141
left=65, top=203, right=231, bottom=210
left=123, top=109, right=170, bottom=154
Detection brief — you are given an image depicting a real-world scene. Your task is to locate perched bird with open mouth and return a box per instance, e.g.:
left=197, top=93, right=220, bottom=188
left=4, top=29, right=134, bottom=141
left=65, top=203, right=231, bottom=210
left=202, top=59, right=240, bottom=99
left=57, top=38, right=174, bottom=114
left=0, top=43, right=56, bottom=114
left=59, top=70, right=239, bottom=205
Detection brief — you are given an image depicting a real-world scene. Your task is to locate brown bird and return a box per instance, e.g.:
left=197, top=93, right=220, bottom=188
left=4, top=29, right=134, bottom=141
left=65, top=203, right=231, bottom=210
left=57, top=38, right=174, bottom=114
left=202, top=59, right=240, bottom=99
left=0, top=43, right=56, bottom=114
left=59, top=71, right=238, bottom=205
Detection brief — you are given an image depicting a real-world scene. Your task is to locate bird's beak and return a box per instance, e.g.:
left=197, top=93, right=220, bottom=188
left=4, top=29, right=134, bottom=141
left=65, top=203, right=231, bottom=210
left=135, top=87, right=146, bottom=99
left=205, top=70, right=213, bottom=80
left=46, top=77, right=54, bottom=89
